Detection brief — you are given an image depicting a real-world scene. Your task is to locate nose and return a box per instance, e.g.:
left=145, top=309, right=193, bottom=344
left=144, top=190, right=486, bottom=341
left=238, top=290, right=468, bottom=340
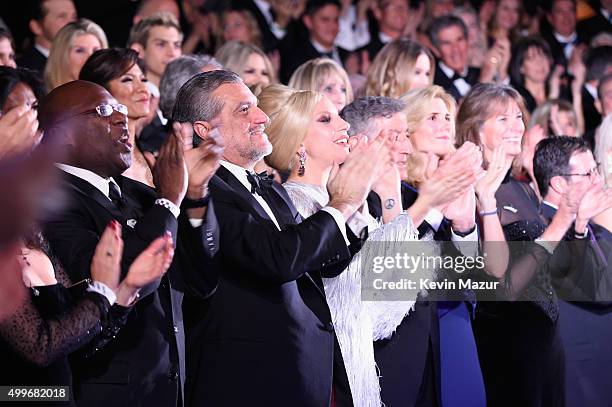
left=253, top=106, right=269, bottom=125
left=337, top=117, right=350, bottom=133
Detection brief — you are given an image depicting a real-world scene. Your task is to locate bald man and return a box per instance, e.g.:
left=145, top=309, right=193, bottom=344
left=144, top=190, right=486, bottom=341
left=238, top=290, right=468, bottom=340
left=39, top=80, right=221, bottom=407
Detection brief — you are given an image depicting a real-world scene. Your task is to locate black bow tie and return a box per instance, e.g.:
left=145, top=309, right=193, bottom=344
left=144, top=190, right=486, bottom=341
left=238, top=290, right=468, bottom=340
left=451, top=72, right=467, bottom=81
left=246, top=171, right=273, bottom=195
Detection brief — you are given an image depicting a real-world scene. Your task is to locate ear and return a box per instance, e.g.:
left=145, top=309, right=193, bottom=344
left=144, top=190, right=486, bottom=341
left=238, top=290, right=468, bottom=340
left=303, top=15, right=313, bottom=31
left=29, top=19, right=42, bottom=37
left=193, top=120, right=212, bottom=142
left=130, top=42, right=145, bottom=58
left=549, top=175, right=567, bottom=195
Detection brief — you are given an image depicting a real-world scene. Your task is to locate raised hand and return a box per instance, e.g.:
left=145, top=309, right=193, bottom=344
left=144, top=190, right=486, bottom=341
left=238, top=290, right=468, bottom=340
left=90, top=221, right=123, bottom=292
left=475, top=145, right=511, bottom=212
left=328, top=133, right=393, bottom=219
left=181, top=124, right=224, bottom=200
left=115, top=233, right=174, bottom=306
left=0, top=104, right=41, bottom=159
left=575, top=180, right=612, bottom=234
left=147, top=126, right=188, bottom=206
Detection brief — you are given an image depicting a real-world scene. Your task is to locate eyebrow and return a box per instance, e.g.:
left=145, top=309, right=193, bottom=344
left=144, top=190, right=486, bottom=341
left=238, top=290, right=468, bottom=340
left=233, top=100, right=254, bottom=112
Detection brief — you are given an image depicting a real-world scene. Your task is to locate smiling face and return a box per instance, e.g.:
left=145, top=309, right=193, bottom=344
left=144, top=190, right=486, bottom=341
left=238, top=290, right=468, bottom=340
left=548, top=0, right=576, bottom=37
left=2, top=82, right=37, bottom=113
left=302, top=96, right=350, bottom=166
left=68, top=33, right=102, bottom=81
left=409, top=97, right=454, bottom=157
left=480, top=98, right=525, bottom=161
left=107, top=63, right=151, bottom=120
left=436, top=25, right=468, bottom=73
left=211, top=81, right=271, bottom=167
left=317, top=71, right=348, bottom=111
left=377, top=0, right=410, bottom=35
left=241, top=53, right=271, bottom=88
left=223, top=11, right=252, bottom=43
left=33, top=0, right=77, bottom=46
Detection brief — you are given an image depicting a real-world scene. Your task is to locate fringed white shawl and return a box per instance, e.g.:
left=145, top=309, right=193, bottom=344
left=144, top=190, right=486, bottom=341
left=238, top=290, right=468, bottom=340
left=284, top=181, right=434, bottom=407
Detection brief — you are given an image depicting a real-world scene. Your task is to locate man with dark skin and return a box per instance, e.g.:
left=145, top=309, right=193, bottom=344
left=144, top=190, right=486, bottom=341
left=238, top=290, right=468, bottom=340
left=39, top=80, right=222, bottom=407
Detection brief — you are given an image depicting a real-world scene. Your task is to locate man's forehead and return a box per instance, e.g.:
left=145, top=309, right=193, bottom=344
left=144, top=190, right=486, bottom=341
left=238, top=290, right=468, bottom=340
left=215, top=82, right=257, bottom=106
left=148, top=26, right=181, bottom=40
left=569, top=150, right=595, bottom=167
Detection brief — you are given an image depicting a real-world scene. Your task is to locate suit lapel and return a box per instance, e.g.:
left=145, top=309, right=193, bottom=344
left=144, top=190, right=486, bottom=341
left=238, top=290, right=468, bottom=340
left=62, top=171, right=125, bottom=221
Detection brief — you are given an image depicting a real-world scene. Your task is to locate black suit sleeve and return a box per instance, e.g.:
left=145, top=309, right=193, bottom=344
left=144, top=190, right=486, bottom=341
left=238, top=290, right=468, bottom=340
left=176, top=200, right=220, bottom=300
left=213, top=193, right=351, bottom=284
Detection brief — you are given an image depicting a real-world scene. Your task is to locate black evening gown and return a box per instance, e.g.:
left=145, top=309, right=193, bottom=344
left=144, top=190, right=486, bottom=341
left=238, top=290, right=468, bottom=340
left=472, top=176, right=565, bottom=407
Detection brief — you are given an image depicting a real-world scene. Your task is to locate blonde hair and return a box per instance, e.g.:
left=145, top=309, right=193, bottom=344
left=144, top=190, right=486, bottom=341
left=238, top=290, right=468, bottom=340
left=595, top=115, right=612, bottom=187
left=400, top=85, right=457, bottom=185
left=288, top=58, right=353, bottom=104
left=258, top=84, right=323, bottom=171
left=44, top=19, right=108, bottom=90
left=214, top=41, right=277, bottom=85
left=365, top=39, right=434, bottom=98
left=128, top=11, right=182, bottom=47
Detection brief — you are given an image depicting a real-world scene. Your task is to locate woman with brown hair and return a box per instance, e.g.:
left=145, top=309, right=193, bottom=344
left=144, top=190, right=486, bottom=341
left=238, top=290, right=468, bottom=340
left=80, top=48, right=154, bottom=187
left=456, top=83, right=577, bottom=407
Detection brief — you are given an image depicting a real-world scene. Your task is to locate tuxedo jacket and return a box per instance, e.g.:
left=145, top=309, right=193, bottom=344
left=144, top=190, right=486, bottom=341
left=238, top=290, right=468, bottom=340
left=433, top=62, right=480, bottom=102
left=361, top=34, right=386, bottom=61
left=184, top=166, right=356, bottom=407
left=43, top=171, right=219, bottom=407
left=16, top=47, right=46, bottom=76
left=279, top=36, right=350, bottom=84
left=582, top=87, right=602, bottom=136
left=577, top=11, right=612, bottom=44
left=233, top=0, right=279, bottom=53
left=542, top=30, right=586, bottom=69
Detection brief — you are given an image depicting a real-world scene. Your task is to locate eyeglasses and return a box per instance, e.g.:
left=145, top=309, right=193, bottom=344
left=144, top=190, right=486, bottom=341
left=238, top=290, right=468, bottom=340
left=80, top=103, right=128, bottom=118
left=559, top=167, right=600, bottom=180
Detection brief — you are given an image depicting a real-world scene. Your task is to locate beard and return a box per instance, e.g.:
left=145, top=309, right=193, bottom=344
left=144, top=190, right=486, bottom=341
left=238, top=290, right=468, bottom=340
left=236, top=131, right=273, bottom=163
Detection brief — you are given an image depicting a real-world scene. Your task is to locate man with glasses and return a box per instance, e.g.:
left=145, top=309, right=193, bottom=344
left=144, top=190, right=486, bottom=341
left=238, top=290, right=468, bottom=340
left=533, top=135, right=612, bottom=407
left=39, top=80, right=222, bottom=407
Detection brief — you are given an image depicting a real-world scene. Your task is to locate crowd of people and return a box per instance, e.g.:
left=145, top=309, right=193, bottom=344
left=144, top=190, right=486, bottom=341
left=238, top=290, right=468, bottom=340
left=0, top=0, right=611, bottom=406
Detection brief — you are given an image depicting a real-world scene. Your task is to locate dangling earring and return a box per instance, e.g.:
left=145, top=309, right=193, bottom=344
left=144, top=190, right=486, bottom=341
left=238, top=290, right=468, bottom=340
left=298, top=148, right=306, bottom=177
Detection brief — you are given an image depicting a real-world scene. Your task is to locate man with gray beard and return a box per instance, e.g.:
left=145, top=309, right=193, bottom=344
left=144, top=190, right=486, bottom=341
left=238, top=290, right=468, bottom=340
left=174, top=70, right=392, bottom=407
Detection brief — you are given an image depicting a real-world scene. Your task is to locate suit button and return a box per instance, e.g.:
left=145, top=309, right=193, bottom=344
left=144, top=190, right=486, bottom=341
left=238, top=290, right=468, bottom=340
left=324, top=322, right=334, bottom=332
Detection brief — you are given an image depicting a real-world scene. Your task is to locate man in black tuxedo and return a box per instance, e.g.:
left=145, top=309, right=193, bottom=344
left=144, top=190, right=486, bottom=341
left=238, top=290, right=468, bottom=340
left=542, top=0, right=586, bottom=69
left=232, top=0, right=281, bottom=53
left=430, top=16, right=482, bottom=102
left=39, top=80, right=221, bottom=407
left=279, top=0, right=349, bottom=83
left=173, top=70, right=388, bottom=406
left=17, top=0, right=77, bottom=74
left=533, top=136, right=612, bottom=407
left=582, top=46, right=612, bottom=142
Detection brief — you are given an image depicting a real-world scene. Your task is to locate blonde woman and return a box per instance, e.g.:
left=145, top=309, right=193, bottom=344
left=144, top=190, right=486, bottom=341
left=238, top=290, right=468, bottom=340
left=214, top=41, right=276, bottom=94
left=530, top=99, right=581, bottom=137
left=593, top=115, right=612, bottom=231
left=259, top=84, right=432, bottom=407
left=365, top=39, right=434, bottom=98
left=44, top=19, right=108, bottom=90
left=288, top=57, right=353, bottom=111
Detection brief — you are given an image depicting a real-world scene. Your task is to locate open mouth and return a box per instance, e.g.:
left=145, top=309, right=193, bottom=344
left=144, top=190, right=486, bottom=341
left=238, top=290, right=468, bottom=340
left=333, top=135, right=349, bottom=145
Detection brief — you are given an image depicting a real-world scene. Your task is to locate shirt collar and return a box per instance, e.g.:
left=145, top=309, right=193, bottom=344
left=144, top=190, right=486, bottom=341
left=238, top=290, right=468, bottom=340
left=553, top=31, right=577, bottom=44
left=585, top=82, right=598, bottom=100
left=379, top=31, right=394, bottom=44
left=56, top=163, right=120, bottom=199
left=220, top=160, right=254, bottom=193
left=254, top=0, right=273, bottom=24
left=34, top=44, right=50, bottom=58
left=439, top=61, right=467, bottom=78
left=601, top=8, right=610, bottom=20
left=311, top=39, right=335, bottom=54
left=542, top=200, right=559, bottom=210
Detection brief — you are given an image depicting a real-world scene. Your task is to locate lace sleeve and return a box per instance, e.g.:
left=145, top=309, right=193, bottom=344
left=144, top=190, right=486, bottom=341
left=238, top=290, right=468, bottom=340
left=0, top=289, right=110, bottom=367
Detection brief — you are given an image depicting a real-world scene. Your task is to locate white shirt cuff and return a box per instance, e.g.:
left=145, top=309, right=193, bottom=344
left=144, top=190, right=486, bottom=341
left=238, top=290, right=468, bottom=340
left=189, top=218, right=204, bottom=228
left=321, top=206, right=350, bottom=246
left=87, top=281, right=116, bottom=306
left=424, top=209, right=444, bottom=232
left=154, top=198, right=180, bottom=218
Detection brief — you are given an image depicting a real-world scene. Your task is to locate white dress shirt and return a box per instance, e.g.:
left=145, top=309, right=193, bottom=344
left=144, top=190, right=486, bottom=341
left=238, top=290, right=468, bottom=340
left=425, top=207, right=479, bottom=257
left=220, top=160, right=350, bottom=243
left=439, top=61, right=472, bottom=97
left=553, top=31, right=578, bottom=60
left=311, top=39, right=343, bottom=66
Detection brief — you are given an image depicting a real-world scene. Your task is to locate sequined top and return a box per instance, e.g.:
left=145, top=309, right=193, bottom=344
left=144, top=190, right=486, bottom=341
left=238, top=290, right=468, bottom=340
left=495, top=176, right=559, bottom=322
